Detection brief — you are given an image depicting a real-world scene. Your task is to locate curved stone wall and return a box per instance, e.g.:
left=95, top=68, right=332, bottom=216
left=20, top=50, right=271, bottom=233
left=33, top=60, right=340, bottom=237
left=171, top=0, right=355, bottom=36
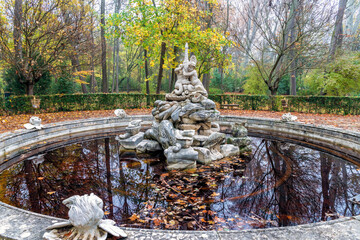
left=0, top=115, right=360, bottom=239
left=220, top=116, right=360, bottom=164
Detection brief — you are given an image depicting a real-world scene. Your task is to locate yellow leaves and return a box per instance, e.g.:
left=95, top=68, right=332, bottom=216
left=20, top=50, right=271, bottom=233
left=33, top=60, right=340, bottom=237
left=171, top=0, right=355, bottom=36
left=74, top=79, right=89, bottom=85
left=150, top=60, right=155, bottom=67
left=129, top=213, right=139, bottom=221
left=210, top=192, right=220, bottom=197
left=73, top=70, right=92, bottom=78
left=47, top=191, right=56, bottom=195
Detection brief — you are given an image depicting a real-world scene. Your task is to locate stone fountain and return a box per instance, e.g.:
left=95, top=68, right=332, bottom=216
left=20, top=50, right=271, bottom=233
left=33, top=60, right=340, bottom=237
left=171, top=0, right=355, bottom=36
left=118, top=43, right=251, bottom=170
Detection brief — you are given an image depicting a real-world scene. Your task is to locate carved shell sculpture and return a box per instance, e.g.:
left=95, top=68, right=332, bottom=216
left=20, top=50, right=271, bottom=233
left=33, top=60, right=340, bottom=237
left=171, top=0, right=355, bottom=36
left=281, top=112, right=298, bottom=122
left=114, top=109, right=127, bottom=118
left=43, top=193, right=127, bottom=240
left=24, top=116, right=44, bottom=130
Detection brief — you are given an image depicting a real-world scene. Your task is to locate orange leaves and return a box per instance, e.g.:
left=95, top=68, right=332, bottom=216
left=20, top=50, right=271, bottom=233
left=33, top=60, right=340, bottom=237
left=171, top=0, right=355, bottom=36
left=153, top=218, right=162, bottom=226
left=160, top=173, right=169, bottom=178
left=2, top=109, right=358, bottom=135
left=129, top=213, right=139, bottom=221
left=0, top=109, right=153, bottom=134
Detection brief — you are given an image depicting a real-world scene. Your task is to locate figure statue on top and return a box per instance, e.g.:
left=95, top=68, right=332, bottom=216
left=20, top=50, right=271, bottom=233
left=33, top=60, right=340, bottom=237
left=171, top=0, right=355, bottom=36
left=166, top=43, right=208, bottom=103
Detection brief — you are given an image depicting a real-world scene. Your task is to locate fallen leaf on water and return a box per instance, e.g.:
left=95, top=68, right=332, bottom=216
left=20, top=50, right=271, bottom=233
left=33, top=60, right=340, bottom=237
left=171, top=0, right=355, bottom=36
left=129, top=213, right=139, bottom=221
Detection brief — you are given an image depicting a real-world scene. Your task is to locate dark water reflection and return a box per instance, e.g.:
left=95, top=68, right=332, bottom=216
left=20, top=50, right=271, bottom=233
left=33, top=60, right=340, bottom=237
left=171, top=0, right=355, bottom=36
left=0, top=136, right=360, bottom=230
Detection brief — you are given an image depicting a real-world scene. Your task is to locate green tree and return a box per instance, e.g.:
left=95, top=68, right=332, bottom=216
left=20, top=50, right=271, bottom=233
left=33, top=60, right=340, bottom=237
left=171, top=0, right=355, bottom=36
left=243, top=66, right=268, bottom=95
left=0, top=0, right=92, bottom=95
left=4, top=67, right=51, bottom=95
left=299, top=53, right=360, bottom=96
left=108, top=0, right=229, bottom=94
left=51, top=70, right=77, bottom=94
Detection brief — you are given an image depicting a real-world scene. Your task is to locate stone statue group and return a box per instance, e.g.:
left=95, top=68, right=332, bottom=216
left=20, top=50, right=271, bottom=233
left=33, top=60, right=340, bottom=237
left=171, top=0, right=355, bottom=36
left=166, top=43, right=208, bottom=103
left=116, top=43, right=251, bottom=170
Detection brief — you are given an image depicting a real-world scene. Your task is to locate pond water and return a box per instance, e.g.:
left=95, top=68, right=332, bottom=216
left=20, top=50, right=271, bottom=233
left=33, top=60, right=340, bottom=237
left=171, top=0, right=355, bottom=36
left=0, top=134, right=360, bottom=231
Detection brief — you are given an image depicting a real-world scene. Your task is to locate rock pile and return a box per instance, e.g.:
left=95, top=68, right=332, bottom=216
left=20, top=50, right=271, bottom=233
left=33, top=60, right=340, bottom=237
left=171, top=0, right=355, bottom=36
left=117, top=44, right=251, bottom=169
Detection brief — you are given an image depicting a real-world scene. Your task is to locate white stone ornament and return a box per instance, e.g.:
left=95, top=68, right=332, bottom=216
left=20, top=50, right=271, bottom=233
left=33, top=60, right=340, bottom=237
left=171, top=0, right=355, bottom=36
left=43, top=193, right=127, bottom=240
left=281, top=112, right=298, bottom=122
left=114, top=109, right=127, bottom=118
left=24, top=116, right=44, bottom=130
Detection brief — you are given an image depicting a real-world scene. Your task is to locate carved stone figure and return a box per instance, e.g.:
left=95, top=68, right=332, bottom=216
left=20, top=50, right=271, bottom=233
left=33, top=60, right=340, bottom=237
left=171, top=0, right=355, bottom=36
left=114, top=109, right=127, bottom=118
left=43, top=193, right=127, bottom=240
left=183, top=55, right=208, bottom=102
left=281, top=112, right=298, bottom=122
left=24, top=116, right=44, bottom=130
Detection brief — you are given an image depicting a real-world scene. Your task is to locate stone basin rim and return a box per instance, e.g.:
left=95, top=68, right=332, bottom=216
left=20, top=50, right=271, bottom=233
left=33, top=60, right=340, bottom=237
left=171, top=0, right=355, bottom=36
left=1, top=114, right=360, bottom=240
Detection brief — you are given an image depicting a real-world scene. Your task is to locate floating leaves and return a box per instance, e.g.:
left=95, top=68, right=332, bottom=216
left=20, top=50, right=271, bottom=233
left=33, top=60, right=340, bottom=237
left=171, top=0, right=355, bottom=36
left=128, top=157, right=248, bottom=231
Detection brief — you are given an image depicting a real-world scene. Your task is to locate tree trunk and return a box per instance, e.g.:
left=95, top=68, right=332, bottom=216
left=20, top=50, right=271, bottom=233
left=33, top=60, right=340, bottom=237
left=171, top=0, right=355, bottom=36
left=169, top=68, right=176, bottom=92
left=24, top=160, right=40, bottom=213
left=169, top=46, right=178, bottom=92
left=71, top=55, right=88, bottom=93
left=202, top=73, right=210, bottom=92
left=156, top=42, right=166, bottom=94
left=219, top=67, right=224, bottom=91
left=90, top=54, right=96, bottom=93
left=289, top=0, right=298, bottom=95
left=90, top=9, right=97, bottom=93
left=104, top=138, right=114, bottom=218
left=321, top=155, right=331, bottom=221
left=115, top=39, right=120, bottom=93
left=26, top=83, right=34, bottom=96
left=329, top=0, right=348, bottom=59
left=112, top=39, right=116, bottom=93
left=144, top=49, right=150, bottom=95
left=113, top=0, right=121, bottom=93
left=13, top=0, right=23, bottom=64
left=101, top=0, right=108, bottom=93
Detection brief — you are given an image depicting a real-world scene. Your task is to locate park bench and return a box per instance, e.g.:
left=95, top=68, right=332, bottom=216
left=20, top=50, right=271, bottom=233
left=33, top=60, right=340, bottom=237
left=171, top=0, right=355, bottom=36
left=220, top=104, right=240, bottom=110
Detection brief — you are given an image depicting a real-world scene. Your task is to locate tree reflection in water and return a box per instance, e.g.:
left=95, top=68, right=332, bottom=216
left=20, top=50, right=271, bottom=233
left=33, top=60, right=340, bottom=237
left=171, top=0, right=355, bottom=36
left=0, top=136, right=359, bottom=230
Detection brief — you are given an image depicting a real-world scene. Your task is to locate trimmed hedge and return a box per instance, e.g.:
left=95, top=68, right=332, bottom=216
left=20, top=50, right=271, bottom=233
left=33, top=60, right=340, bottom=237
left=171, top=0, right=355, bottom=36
left=209, top=95, right=360, bottom=115
left=0, top=93, right=359, bottom=115
left=0, top=93, right=165, bottom=115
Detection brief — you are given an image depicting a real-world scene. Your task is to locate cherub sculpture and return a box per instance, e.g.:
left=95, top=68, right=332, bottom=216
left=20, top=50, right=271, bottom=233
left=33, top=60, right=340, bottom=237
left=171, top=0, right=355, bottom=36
left=172, top=64, right=192, bottom=96
left=165, top=43, right=208, bottom=102
left=183, top=55, right=208, bottom=102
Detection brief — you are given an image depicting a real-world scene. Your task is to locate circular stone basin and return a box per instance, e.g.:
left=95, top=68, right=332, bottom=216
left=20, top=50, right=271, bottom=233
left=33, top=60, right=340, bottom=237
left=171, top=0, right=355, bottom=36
left=1, top=133, right=360, bottom=231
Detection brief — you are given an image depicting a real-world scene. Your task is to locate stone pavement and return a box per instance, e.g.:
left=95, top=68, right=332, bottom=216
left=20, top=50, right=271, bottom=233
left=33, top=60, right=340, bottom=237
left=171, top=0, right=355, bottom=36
left=1, top=200, right=360, bottom=240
